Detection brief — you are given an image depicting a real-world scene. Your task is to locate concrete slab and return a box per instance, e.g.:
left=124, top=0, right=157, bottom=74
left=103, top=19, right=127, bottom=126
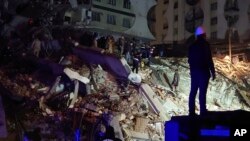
left=139, top=84, right=170, bottom=121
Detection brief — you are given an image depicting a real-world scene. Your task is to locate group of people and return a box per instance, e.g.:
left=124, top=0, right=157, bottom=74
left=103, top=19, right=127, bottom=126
left=93, top=34, right=155, bottom=73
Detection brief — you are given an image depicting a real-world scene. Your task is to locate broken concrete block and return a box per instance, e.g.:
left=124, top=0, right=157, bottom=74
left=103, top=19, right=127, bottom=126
left=109, top=94, right=120, bottom=101
left=85, top=103, right=97, bottom=112
left=45, top=108, right=53, bottom=115
left=64, top=68, right=90, bottom=84
left=110, top=115, right=125, bottom=141
left=119, top=113, right=126, bottom=121
left=129, top=115, right=134, bottom=120
left=134, top=117, right=149, bottom=133
left=123, top=129, right=150, bottom=140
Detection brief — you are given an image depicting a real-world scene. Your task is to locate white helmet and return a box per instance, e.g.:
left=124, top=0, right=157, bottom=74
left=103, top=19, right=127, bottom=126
left=195, top=26, right=205, bottom=36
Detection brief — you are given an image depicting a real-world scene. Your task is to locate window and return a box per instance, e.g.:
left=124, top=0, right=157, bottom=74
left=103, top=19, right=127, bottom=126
left=108, top=0, right=116, bottom=6
left=163, top=23, right=168, bottom=29
left=225, top=0, right=239, bottom=11
left=174, top=15, right=178, bottom=21
left=211, top=17, right=217, bottom=25
left=162, top=34, right=166, bottom=40
left=64, top=16, right=71, bottom=22
left=174, top=1, right=178, bottom=9
left=77, top=0, right=91, bottom=4
left=92, top=11, right=101, bottom=22
left=123, top=0, right=131, bottom=9
left=174, top=28, right=178, bottom=35
left=164, top=0, right=169, bottom=4
left=123, top=18, right=131, bottom=28
left=211, top=31, right=217, bottom=39
left=162, top=9, right=167, bottom=15
left=107, top=14, right=116, bottom=25
left=211, top=2, right=217, bottom=10
left=77, top=0, right=83, bottom=4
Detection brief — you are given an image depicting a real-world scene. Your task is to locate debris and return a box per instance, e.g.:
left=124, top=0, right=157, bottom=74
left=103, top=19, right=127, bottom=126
left=128, top=73, right=142, bottom=84
left=123, top=129, right=150, bottom=140
left=64, top=68, right=90, bottom=84
left=134, top=117, right=149, bottom=133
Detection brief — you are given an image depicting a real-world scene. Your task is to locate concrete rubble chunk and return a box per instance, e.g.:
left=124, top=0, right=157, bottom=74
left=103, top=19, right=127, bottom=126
left=119, top=113, right=126, bottom=121
left=123, top=129, right=150, bottom=140
left=3, top=40, right=250, bottom=141
left=134, top=117, right=149, bottom=133
left=64, top=68, right=90, bottom=84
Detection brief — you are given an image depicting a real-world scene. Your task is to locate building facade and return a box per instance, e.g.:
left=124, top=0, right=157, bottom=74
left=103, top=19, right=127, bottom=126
left=64, top=0, right=156, bottom=40
left=149, top=0, right=250, bottom=45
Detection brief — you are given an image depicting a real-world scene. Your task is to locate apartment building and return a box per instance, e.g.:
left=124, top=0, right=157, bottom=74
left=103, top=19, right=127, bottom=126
left=148, top=0, right=169, bottom=45
left=149, top=0, right=250, bottom=45
left=64, top=0, right=156, bottom=40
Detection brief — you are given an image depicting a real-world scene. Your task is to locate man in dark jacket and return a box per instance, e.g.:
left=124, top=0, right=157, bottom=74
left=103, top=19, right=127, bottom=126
left=132, top=52, right=140, bottom=73
left=188, top=26, right=216, bottom=116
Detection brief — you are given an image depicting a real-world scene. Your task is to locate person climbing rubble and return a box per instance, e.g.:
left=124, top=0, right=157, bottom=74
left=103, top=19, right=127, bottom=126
left=171, top=68, right=180, bottom=93
left=188, top=26, right=216, bottom=116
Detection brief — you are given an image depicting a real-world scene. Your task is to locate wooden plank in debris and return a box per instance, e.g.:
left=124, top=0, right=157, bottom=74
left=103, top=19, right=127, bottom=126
left=156, top=89, right=165, bottom=99
left=134, top=117, right=149, bottom=133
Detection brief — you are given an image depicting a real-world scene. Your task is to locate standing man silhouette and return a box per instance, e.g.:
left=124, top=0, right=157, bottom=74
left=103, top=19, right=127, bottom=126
left=188, top=26, right=216, bottom=116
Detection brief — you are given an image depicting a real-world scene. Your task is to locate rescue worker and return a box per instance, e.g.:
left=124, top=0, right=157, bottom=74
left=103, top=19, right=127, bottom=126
left=148, top=46, right=154, bottom=66
left=172, top=68, right=180, bottom=92
left=119, top=36, right=125, bottom=56
left=132, top=52, right=140, bottom=73
left=188, top=26, right=216, bottom=116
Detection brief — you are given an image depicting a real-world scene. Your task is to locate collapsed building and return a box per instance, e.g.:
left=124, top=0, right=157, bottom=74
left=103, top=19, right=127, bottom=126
left=1, top=1, right=250, bottom=141
left=1, top=38, right=250, bottom=140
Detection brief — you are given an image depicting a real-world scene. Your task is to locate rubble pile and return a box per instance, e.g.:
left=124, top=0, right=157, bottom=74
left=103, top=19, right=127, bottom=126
left=1, top=23, right=249, bottom=140
left=0, top=71, right=44, bottom=98
left=214, top=56, right=250, bottom=87
left=0, top=58, right=166, bottom=140
left=147, top=57, right=250, bottom=117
